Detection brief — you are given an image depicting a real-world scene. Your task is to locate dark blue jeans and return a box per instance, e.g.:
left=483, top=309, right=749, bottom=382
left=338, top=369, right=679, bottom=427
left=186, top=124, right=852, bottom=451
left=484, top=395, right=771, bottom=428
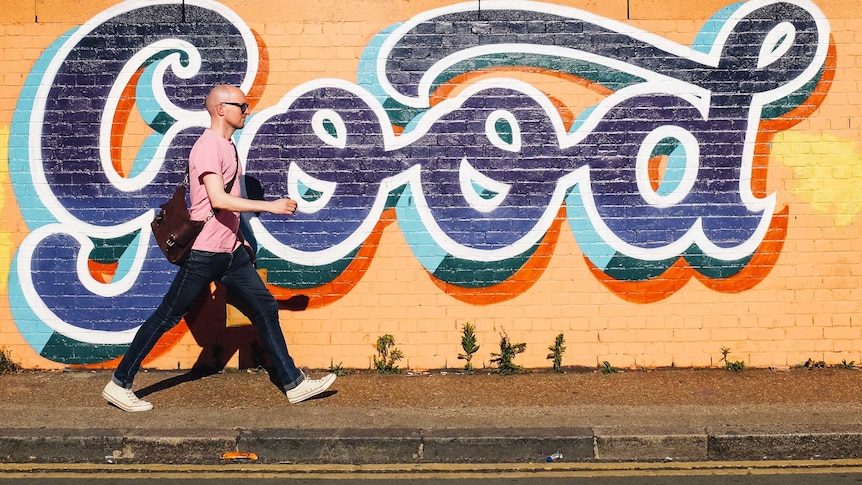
left=113, top=246, right=305, bottom=391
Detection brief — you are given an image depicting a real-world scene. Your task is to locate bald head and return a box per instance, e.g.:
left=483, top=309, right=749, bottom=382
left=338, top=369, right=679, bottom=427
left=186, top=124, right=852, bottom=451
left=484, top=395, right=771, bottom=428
left=204, top=85, right=249, bottom=136
left=205, top=85, right=246, bottom=115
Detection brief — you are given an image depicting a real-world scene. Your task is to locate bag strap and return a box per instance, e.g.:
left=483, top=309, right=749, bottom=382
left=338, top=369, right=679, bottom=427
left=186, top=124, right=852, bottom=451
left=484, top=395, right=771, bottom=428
left=182, top=144, right=239, bottom=191
left=225, top=141, right=240, bottom=193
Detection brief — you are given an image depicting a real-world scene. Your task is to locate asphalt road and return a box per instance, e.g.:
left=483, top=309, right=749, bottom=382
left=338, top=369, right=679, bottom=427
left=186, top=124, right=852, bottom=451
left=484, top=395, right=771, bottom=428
left=4, top=462, right=862, bottom=484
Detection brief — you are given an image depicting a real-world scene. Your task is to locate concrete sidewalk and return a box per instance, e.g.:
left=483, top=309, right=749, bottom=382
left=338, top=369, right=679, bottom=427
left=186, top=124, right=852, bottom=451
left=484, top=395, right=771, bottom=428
left=1, top=368, right=862, bottom=464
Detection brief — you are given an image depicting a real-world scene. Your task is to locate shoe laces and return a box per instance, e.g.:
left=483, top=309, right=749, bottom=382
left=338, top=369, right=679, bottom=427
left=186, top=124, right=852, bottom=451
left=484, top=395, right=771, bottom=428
left=122, top=387, right=145, bottom=403
left=309, top=376, right=330, bottom=386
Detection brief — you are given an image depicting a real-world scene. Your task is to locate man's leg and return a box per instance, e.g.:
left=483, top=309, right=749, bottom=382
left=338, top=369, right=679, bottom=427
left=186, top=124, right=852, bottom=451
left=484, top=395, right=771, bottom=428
left=105, top=251, right=230, bottom=411
left=221, top=249, right=336, bottom=403
left=221, top=247, right=305, bottom=389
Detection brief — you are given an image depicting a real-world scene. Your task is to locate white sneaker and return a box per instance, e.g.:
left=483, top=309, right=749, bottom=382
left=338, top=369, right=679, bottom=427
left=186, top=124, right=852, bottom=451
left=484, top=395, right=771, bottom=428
left=102, top=381, right=153, bottom=412
left=286, top=373, right=336, bottom=403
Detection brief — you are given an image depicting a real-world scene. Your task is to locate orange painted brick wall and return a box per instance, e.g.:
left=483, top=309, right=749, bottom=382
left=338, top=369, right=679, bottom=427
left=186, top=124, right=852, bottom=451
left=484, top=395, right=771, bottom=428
left=1, top=0, right=860, bottom=372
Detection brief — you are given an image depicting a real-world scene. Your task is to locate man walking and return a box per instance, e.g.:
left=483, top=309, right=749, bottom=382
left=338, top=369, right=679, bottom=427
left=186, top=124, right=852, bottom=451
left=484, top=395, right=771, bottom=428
left=102, top=85, right=335, bottom=411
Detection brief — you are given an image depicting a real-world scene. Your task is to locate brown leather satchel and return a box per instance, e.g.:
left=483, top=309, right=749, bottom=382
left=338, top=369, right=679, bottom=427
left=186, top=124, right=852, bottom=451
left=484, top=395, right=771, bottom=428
left=152, top=149, right=240, bottom=265
left=151, top=178, right=204, bottom=265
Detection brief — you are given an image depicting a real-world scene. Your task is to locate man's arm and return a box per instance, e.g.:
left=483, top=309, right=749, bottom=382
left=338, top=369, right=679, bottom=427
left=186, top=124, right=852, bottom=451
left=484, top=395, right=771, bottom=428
left=202, top=172, right=297, bottom=215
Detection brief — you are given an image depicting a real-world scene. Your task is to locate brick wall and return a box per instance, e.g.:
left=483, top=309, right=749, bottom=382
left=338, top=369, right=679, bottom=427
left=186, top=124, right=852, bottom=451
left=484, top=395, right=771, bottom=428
left=1, top=0, right=860, bottom=373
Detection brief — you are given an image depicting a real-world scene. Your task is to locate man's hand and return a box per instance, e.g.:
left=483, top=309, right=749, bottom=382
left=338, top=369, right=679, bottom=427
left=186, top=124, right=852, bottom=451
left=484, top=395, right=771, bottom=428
left=269, top=198, right=298, bottom=215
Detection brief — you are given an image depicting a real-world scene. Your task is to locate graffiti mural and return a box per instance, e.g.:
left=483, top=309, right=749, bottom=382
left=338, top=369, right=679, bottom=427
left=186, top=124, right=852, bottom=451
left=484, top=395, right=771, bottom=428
left=8, top=0, right=833, bottom=364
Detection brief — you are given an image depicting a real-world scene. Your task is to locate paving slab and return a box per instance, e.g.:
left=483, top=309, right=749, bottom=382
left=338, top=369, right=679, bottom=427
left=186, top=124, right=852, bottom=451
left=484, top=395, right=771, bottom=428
left=2, top=369, right=862, bottom=464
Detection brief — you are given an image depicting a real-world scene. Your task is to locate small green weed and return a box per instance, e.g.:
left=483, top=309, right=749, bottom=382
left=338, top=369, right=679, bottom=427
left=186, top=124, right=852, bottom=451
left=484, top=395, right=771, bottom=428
left=600, top=361, right=619, bottom=374
left=832, top=360, right=856, bottom=370
left=0, top=346, right=21, bottom=375
left=490, top=329, right=526, bottom=375
left=457, top=322, right=480, bottom=374
left=720, top=347, right=746, bottom=372
left=328, top=360, right=351, bottom=376
left=373, top=334, right=404, bottom=374
left=547, top=333, right=566, bottom=373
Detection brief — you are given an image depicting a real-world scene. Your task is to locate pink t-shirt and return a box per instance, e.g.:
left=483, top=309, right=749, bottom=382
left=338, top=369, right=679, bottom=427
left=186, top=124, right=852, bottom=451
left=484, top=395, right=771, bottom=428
left=188, top=129, right=242, bottom=253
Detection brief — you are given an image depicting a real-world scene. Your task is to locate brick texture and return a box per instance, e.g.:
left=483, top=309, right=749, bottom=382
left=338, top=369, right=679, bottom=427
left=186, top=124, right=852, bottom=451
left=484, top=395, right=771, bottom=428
left=0, top=0, right=860, bottom=374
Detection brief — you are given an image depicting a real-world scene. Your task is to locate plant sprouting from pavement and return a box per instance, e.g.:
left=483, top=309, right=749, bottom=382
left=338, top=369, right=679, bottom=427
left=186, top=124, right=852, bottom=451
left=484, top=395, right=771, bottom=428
left=373, top=334, right=404, bottom=374
left=720, top=346, right=745, bottom=372
left=329, top=359, right=351, bottom=376
left=802, top=358, right=826, bottom=369
left=547, top=333, right=566, bottom=373
left=490, top=329, right=526, bottom=375
left=458, top=322, right=480, bottom=373
left=0, top=346, right=20, bottom=375
left=601, top=361, right=619, bottom=374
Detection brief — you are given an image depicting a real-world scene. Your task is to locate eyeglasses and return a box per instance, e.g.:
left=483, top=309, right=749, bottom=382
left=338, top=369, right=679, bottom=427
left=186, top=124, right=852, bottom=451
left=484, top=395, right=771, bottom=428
left=221, top=102, right=249, bottom=114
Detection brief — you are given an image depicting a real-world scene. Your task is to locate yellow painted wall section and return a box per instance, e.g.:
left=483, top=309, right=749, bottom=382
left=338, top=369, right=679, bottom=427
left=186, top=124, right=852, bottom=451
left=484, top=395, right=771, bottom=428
left=0, top=0, right=860, bottom=373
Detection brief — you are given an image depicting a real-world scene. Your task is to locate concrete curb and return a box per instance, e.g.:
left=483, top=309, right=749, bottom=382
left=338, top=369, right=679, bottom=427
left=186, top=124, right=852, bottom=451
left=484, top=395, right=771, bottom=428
left=3, top=427, right=862, bottom=464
